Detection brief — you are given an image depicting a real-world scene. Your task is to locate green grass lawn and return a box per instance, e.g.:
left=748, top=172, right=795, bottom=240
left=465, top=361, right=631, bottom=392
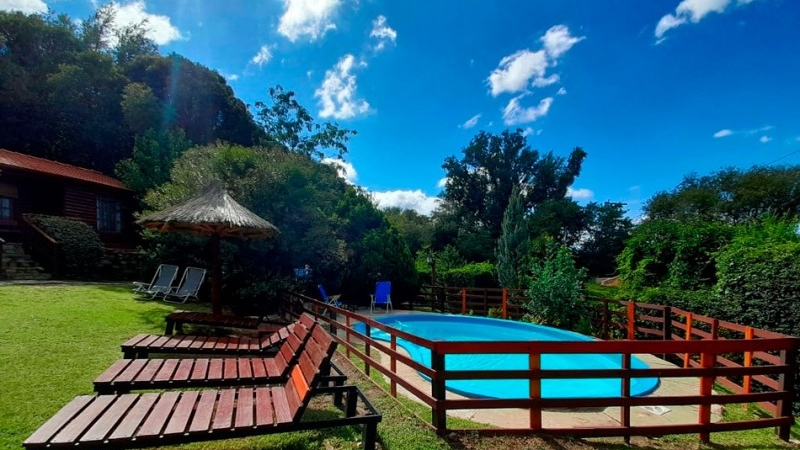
left=1, top=283, right=797, bottom=450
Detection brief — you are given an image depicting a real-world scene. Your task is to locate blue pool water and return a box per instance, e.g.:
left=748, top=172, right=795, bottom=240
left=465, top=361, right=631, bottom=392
left=355, top=314, right=659, bottom=399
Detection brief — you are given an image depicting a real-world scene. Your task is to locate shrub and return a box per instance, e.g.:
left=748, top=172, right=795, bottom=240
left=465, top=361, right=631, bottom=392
left=443, top=262, right=497, bottom=288
left=28, top=215, right=104, bottom=279
left=524, top=241, right=588, bottom=331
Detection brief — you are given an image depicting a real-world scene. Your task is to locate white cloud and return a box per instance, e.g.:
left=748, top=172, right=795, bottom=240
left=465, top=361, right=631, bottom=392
left=487, top=49, right=548, bottom=97
left=713, top=129, right=733, bottom=138
left=556, top=87, right=567, bottom=95
left=219, top=72, right=239, bottom=81
left=322, top=158, right=358, bottom=184
left=436, top=177, right=448, bottom=189
left=760, top=135, right=772, bottom=143
left=567, top=186, right=594, bottom=201
left=372, top=190, right=442, bottom=216
left=112, top=1, right=183, bottom=45
left=655, top=0, right=760, bottom=40
left=540, top=24, right=585, bottom=59
left=251, top=45, right=273, bottom=67
left=370, top=15, right=397, bottom=51
left=460, top=114, right=481, bottom=129
left=278, top=0, right=340, bottom=42
left=314, top=54, right=370, bottom=120
left=487, top=25, right=582, bottom=97
left=0, top=0, right=47, bottom=14
left=502, top=95, right=553, bottom=126
left=521, top=127, right=535, bottom=137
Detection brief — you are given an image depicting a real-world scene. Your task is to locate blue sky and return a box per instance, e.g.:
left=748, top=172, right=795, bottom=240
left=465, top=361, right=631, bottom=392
left=3, top=0, right=800, bottom=218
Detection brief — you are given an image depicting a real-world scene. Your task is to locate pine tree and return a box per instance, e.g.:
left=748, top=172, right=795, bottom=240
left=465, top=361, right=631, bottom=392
left=496, top=185, right=529, bottom=288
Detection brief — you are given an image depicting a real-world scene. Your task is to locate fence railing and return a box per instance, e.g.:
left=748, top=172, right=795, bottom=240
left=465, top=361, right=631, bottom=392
left=281, top=289, right=800, bottom=443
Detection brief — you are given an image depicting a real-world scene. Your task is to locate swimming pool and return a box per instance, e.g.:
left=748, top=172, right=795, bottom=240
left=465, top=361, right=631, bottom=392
left=355, top=314, right=659, bottom=399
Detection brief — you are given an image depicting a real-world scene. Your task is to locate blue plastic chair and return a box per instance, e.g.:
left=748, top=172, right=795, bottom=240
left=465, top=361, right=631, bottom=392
left=370, top=281, right=392, bottom=314
left=317, top=284, right=342, bottom=307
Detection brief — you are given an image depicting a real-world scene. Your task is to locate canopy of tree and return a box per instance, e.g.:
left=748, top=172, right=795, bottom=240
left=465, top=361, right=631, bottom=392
left=0, top=9, right=261, bottom=174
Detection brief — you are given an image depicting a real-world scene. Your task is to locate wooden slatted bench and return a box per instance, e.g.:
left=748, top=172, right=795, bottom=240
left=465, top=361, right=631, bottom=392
left=25, top=324, right=381, bottom=450
left=165, top=311, right=285, bottom=335
left=96, top=321, right=312, bottom=394
left=121, top=315, right=312, bottom=359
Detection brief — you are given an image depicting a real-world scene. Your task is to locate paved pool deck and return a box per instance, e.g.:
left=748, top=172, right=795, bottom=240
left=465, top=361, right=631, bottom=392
left=335, top=308, right=722, bottom=430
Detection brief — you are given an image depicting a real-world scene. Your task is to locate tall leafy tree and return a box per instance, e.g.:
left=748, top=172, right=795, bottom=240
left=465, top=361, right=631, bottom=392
left=441, top=129, right=586, bottom=242
left=496, top=185, right=529, bottom=289
left=382, top=207, right=435, bottom=256
left=115, top=128, right=191, bottom=196
left=575, top=202, right=633, bottom=276
left=254, top=85, right=356, bottom=159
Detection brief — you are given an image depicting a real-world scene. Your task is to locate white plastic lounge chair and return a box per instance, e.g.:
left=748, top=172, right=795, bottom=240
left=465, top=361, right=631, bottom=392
left=370, top=281, right=392, bottom=314
left=163, top=266, right=206, bottom=304
left=132, top=264, right=179, bottom=299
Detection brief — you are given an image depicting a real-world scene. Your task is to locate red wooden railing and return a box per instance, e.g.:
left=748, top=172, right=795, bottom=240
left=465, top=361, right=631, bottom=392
left=281, top=289, right=800, bottom=443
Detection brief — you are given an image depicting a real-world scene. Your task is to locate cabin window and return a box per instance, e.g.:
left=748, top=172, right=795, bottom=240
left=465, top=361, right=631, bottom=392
left=97, top=197, right=122, bottom=232
left=0, top=196, right=12, bottom=219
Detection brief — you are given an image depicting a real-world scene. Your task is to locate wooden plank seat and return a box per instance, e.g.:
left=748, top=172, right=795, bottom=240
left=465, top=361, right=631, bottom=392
left=95, top=319, right=315, bottom=395
left=121, top=314, right=314, bottom=359
left=164, top=311, right=288, bottom=335
left=25, top=325, right=382, bottom=450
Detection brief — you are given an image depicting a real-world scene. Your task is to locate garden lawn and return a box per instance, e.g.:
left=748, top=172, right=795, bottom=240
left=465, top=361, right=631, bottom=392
left=1, top=284, right=798, bottom=450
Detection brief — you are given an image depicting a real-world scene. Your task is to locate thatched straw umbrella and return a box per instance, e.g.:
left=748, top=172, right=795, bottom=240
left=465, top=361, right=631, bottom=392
left=137, top=180, right=279, bottom=315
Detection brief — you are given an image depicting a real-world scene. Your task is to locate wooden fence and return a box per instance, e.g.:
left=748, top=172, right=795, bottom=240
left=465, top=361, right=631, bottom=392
left=281, top=289, right=799, bottom=443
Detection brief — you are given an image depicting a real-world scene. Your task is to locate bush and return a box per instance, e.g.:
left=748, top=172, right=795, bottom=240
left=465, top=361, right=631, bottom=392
left=28, top=215, right=104, bottom=279
left=715, top=240, right=800, bottom=336
left=442, top=262, right=497, bottom=288
left=524, top=242, right=588, bottom=331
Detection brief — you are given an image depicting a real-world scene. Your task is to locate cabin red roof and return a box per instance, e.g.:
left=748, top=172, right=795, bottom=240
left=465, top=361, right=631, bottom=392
left=0, top=148, right=128, bottom=190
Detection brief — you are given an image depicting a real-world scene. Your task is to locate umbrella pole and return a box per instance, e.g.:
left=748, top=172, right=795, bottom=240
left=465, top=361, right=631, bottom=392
left=211, top=234, right=222, bottom=315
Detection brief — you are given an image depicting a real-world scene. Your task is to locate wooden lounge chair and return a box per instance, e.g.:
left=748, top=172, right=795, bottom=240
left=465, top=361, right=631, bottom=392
left=95, top=318, right=316, bottom=395
left=24, top=326, right=382, bottom=450
left=164, top=310, right=282, bottom=335
left=120, top=314, right=313, bottom=359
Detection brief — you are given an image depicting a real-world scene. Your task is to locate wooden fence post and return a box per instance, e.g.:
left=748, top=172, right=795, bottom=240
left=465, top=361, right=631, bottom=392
left=461, top=288, right=467, bottom=314
left=627, top=302, right=636, bottom=340
left=345, top=315, right=351, bottom=358
left=390, top=334, right=397, bottom=397
left=743, top=327, right=753, bottom=393
left=698, top=351, right=715, bottom=443
left=502, top=289, right=508, bottom=319
left=663, top=306, right=672, bottom=341
left=430, top=344, right=447, bottom=436
left=364, top=324, right=371, bottom=377
left=777, top=343, right=798, bottom=441
left=529, top=352, right=542, bottom=430
left=603, top=300, right=610, bottom=340
left=621, top=352, right=631, bottom=445
left=684, top=313, right=693, bottom=368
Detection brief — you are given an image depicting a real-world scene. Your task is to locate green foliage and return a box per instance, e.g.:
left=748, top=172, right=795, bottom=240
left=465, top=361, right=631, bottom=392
left=443, top=262, right=497, bottom=288
left=714, top=220, right=800, bottom=336
left=115, top=128, right=192, bottom=196
left=383, top=207, right=434, bottom=255
left=440, top=129, right=586, bottom=244
left=254, top=85, right=356, bottom=159
left=576, top=201, right=634, bottom=276
left=646, top=166, right=800, bottom=223
left=616, top=219, right=734, bottom=292
left=524, top=241, right=588, bottom=331
left=583, top=282, right=626, bottom=300
left=27, top=215, right=104, bottom=279
left=496, top=185, right=529, bottom=289
left=347, top=227, right=419, bottom=303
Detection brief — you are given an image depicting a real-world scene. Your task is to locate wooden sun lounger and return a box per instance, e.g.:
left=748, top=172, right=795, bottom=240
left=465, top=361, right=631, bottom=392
left=95, top=319, right=314, bottom=395
left=164, top=311, right=287, bottom=335
left=121, top=314, right=313, bottom=359
left=24, top=325, right=382, bottom=450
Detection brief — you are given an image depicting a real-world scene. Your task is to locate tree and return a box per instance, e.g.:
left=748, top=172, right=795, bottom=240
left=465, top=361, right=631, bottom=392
left=80, top=3, right=115, bottom=52
left=575, top=202, right=633, bottom=276
left=115, top=128, right=191, bottom=196
left=441, top=129, right=586, bottom=242
left=524, top=240, right=589, bottom=332
left=113, top=21, right=158, bottom=65
left=496, top=186, right=529, bottom=289
left=382, top=207, right=434, bottom=255
left=254, top=85, right=356, bottom=159
left=645, top=166, right=800, bottom=224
